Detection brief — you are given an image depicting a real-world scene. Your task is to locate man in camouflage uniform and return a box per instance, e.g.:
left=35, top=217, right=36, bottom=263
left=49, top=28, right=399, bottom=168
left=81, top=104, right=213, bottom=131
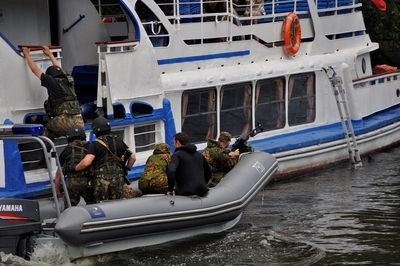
left=70, top=117, right=136, bottom=202
left=55, top=126, right=95, bottom=206
left=203, top=131, right=240, bottom=187
left=139, top=143, right=172, bottom=194
left=22, top=46, right=84, bottom=139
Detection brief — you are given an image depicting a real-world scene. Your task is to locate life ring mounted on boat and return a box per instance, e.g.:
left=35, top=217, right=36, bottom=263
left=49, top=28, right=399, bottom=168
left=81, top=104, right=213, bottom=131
left=282, top=12, right=301, bottom=56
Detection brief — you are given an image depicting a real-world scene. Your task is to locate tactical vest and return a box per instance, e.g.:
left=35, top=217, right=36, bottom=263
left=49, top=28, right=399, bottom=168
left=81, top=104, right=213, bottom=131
left=95, top=135, right=125, bottom=181
left=62, top=141, right=92, bottom=180
left=45, top=75, right=81, bottom=117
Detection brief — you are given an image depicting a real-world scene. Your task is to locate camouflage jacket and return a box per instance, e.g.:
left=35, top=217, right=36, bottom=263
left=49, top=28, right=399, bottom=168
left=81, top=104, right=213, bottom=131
left=139, top=143, right=172, bottom=193
left=202, top=139, right=238, bottom=181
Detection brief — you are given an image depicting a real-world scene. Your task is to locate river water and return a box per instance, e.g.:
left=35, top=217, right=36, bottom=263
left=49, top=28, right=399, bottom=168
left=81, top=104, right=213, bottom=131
left=1, top=148, right=400, bottom=265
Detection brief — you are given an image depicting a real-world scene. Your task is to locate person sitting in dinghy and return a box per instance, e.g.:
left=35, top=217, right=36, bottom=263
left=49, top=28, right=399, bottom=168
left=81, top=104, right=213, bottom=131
left=69, top=116, right=136, bottom=202
left=203, top=131, right=240, bottom=187
left=55, top=126, right=95, bottom=206
left=167, top=132, right=211, bottom=197
left=139, top=143, right=172, bottom=195
left=22, top=46, right=84, bottom=140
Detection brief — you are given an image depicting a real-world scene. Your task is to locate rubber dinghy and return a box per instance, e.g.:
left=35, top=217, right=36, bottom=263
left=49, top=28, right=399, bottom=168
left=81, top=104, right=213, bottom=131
left=1, top=151, right=278, bottom=260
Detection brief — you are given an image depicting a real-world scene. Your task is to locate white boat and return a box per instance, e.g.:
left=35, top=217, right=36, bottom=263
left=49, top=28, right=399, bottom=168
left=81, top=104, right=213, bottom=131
left=0, top=0, right=400, bottom=196
left=0, top=0, right=398, bottom=260
left=1, top=0, right=399, bottom=197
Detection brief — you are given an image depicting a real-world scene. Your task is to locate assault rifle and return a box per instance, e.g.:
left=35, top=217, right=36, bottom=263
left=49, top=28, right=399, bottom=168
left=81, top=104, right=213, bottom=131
left=122, top=150, right=133, bottom=185
left=231, top=122, right=263, bottom=153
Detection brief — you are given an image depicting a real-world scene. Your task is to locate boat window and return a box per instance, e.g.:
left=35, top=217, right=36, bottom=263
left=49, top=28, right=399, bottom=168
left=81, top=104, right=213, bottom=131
left=110, top=128, right=125, bottom=141
left=18, top=138, right=67, bottom=171
left=135, top=0, right=170, bottom=47
left=182, top=88, right=217, bottom=143
left=111, top=122, right=160, bottom=153
left=134, top=123, right=160, bottom=152
left=255, top=77, right=286, bottom=130
left=155, top=0, right=174, bottom=16
left=288, top=72, right=315, bottom=126
left=91, top=0, right=125, bottom=19
left=91, top=0, right=129, bottom=41
left=220, top=82, right=252, bottom=137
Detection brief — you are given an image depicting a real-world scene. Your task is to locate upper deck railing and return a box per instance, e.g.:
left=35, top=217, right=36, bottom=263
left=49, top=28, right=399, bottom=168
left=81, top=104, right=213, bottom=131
left=156, top=0, right=360, bottom=24
left=135, top=0, right=363, bottom=46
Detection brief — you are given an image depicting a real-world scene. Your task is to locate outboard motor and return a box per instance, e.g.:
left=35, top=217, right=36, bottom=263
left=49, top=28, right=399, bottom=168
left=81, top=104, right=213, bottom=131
left=0, top=198, right=41, bottom=258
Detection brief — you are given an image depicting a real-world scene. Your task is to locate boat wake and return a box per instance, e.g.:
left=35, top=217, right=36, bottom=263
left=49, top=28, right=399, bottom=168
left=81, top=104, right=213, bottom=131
left=0, top=242, right=97, bottom=266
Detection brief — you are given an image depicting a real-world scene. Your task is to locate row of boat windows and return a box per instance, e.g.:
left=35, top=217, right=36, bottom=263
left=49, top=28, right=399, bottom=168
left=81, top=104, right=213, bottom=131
left=182, top=72, right=316, bottom=143
left=80, top=72, right=316, bottom=151
left=81, top=71, right=316, bottom=152
left=19, top=72, right=314, bottom=171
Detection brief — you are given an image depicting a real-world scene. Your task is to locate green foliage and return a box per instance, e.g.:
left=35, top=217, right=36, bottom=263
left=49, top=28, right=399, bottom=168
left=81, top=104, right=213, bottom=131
left=362, top=0, right=400, bottom=66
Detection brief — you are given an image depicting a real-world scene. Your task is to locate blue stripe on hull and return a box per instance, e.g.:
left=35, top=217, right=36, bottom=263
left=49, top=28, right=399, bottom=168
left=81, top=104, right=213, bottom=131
left=157, top=50, right=250, bottom=65
left=252, top=105, right=400, bottom=153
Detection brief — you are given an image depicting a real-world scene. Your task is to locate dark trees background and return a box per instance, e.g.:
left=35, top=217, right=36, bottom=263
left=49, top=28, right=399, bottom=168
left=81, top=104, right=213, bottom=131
left=362, top=0, right=400, bottom=67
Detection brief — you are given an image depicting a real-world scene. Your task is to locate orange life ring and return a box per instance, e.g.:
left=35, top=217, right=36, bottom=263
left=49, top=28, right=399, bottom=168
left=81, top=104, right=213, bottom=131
left=282, top=12, right=301, bottom=56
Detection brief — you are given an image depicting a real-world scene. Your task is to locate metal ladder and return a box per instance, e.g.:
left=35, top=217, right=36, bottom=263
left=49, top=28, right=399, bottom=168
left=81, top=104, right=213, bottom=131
left=324, top=67, right=362, bottom=168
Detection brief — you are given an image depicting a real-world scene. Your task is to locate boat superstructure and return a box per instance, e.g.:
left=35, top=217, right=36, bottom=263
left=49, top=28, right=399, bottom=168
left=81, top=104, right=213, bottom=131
left=1, top=0, right=400, bottom=197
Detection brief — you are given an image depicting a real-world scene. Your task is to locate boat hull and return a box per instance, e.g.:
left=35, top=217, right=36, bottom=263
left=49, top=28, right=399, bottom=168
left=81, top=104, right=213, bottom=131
left=38, top=214, right=242, bottom=259
left=273, top=120, right=400, bottom=178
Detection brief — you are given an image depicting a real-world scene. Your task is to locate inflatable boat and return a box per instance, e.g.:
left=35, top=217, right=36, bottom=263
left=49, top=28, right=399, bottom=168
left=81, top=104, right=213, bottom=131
left=0, top=139, right=278, bottom=259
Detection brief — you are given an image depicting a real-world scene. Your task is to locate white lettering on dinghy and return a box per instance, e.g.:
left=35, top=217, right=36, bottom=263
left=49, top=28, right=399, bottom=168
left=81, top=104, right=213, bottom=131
left=252, top=161, right=266, bottom=174
left=0, top=204, right=23, bottom=212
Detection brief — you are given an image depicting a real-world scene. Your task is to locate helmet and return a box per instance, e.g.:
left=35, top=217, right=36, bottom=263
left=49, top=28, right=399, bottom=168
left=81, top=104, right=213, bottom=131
left=45, top=65, right=64, bottom=78
left=218, top=131, right=232, bottom=142
left=80, top=102, right=97, bottom=122
left=66, top=126, right=86, bottom=141
left=92, top=116, right=111, bottom=136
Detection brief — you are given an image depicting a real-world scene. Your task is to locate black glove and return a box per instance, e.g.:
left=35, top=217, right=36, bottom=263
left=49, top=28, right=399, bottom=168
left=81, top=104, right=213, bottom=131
left=65, top=164, right=76, bottom=174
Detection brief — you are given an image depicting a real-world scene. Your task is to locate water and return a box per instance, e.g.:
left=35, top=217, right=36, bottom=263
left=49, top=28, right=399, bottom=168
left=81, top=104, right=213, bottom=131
left=2, top=148, right=400, bottom=265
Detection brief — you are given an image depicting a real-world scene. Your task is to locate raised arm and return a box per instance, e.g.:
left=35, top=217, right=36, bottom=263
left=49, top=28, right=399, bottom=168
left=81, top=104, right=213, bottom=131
left=22, top=47, right=43, bottom=79
left=42, top=46, right=61, bottom=68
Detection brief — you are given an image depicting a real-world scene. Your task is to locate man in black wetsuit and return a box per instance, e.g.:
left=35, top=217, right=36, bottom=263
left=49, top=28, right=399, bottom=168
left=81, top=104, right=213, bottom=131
left=22, top=46, right=84, bottom=139
left=167, top=132, right=211, bottom=197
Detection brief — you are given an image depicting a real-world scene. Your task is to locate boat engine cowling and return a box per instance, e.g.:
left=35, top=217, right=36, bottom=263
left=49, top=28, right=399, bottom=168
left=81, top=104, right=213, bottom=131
left=0, top=198, right=41, bottom=258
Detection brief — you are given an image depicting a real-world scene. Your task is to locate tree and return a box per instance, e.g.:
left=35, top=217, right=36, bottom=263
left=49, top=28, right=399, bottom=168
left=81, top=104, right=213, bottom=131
left=362, top=0, right=400, bottom=66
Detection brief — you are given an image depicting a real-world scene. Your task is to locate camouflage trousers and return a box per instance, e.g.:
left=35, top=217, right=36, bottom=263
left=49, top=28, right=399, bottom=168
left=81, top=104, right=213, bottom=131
left=45, top=114, right=84, bottom=139
left=93, top=176, right=124, bottom=202
left=66, top=177, right=95, bottom=206
left=138, top=175, right=168, bottom=194
left=207, top=172, right=225, bottom=188
left=122, top=184, right=142, bottom=199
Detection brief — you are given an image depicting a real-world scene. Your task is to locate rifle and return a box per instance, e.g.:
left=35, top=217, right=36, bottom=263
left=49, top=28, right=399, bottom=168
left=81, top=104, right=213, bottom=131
left=231, top=122, right=263, bottom=153
left=122, top=150, right=133, bottom=185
